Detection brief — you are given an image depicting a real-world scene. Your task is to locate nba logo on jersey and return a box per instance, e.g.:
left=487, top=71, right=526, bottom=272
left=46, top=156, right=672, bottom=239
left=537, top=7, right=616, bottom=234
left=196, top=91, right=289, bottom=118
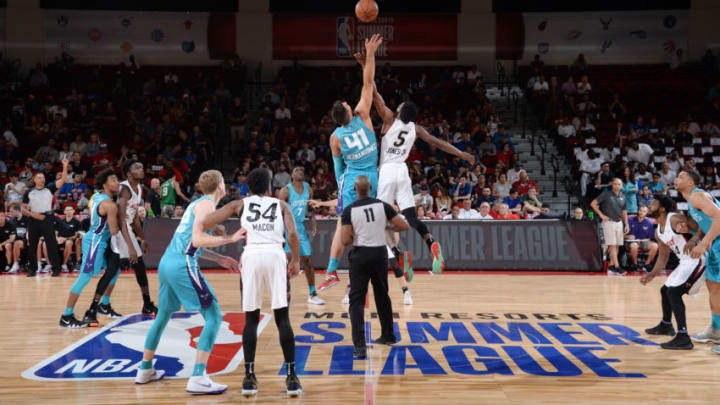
left=22, top=312, right=270, bottom=381
left=336, top=16, right=356, bottom=57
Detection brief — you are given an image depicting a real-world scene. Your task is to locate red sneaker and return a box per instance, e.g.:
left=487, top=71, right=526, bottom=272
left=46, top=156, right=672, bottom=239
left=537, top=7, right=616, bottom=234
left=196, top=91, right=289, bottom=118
left=318, top=271, right=340, bottom=291
left=399, top=251, right=414, bottom=282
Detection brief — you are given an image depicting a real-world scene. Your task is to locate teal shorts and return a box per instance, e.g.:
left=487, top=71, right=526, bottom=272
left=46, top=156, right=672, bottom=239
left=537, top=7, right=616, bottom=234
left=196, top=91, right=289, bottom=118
left=706, top=239, right=720, bottom=283
left=80, top=233, right=108, bottom=275
left=157, top=253, right=217, bottom=312
left=284, top=225, right=312, bottom=257
left=337, top=169, right=378, bottom=215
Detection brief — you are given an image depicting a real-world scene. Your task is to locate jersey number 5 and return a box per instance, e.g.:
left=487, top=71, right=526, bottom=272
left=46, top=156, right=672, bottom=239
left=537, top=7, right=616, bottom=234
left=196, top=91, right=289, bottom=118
left=246, top=202, right=278, bottom=222
left=393, top=130, right=408, bottom=147
left=344, top=129, right=370, bottom=149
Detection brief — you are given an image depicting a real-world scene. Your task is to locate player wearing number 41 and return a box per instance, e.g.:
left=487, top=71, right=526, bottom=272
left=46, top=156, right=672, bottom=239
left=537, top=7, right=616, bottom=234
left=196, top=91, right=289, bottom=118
left=201, top=168, right=303, bottom=397
left=353, top=51, right=476, bottom=277
left=674, top=169, right=720, bottom=353
left=640, top=193, right=705, bottom=350
left=318, top=34, right=383, bottom=292
left=135, top=170, right=245, bottom=395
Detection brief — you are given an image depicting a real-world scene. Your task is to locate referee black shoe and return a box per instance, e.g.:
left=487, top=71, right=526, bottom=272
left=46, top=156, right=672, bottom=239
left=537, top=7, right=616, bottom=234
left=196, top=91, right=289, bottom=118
left=97, top=303, right=123, bottom=318
left=353, top=346, right=367, bottom=359
left=661, top=333, right=694, bottom=350
left=26, top=269, right=36, bottom=277
left=374, top=336, right=397, bottom=345
left=59, top=314, right=87, bottom=328
left=645, top=322, right=676, bottom=336
left=83, top=308, right=99, bottom=327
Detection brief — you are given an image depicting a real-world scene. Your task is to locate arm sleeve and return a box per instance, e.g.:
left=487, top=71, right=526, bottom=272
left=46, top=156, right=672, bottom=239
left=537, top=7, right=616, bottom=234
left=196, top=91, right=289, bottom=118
left=332, top=155, right=346, bottom=186
left=341, top=206, right=352, bottom=225
left=382, top=202, right=398, bottom=221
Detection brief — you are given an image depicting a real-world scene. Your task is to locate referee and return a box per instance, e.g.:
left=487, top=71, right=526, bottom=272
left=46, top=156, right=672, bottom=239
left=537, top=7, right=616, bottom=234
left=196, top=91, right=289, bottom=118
left=22, top=158, right=69, bottom=277
left=340, top=176, right=408, bottom=359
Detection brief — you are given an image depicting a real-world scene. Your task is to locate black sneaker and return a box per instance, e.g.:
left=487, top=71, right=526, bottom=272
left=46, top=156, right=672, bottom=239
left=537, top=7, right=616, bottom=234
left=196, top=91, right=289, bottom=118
left=51, top=269, right=60, bottom=277
left=83, top=308, right=99, bottom=327
left=645, top=322, right=675, bottom=336
left=660, top=333, right=694, bottom=350
left=142, top=301, right=158, bottom=316
left=353, top=346, right=367, bottom=359
left=241, top=373, right=258, bottom=396
left=374, top=335, right=397, bottom=345
left=286, top=373, right=302, bottom=397
left=59, top=314, right=88, bottom=328
left=97, top=303, right=123, bottom=318
left=26, top=270, right=36, bottom=277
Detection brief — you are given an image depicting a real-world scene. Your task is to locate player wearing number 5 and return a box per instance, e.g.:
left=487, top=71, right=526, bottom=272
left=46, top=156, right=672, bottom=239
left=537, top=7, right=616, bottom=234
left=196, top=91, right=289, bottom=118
left=319, top=34, right=383, bottom=291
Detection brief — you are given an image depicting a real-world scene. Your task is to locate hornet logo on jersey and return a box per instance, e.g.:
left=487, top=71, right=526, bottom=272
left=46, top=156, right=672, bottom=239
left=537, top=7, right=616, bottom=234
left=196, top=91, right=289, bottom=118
left=22, top=312, right=270, bottom=381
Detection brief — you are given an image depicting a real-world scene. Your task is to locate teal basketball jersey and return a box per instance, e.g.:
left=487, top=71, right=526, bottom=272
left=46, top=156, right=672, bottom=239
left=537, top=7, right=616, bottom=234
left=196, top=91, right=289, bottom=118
left=87, top=193, right=111, bottom=239
left=288, top=182, right=309, bottom=228
left=335, top=116, right=378, bottom=172
left=689, top=188, right=720, bottom=235
left=167, top=195, right=212, bottom=258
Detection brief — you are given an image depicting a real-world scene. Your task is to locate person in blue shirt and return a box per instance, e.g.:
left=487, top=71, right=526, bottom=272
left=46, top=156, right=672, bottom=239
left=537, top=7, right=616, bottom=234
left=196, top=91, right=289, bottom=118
left=59, top=173, right=88, bottom=202
left=647, top=172, right=665, bottom=193
left=626, top=204, right=658, bottom=271
left=503, top=188, right=524, bottom=215
left=637, top=184, right=654, bottom=208
left=676, top=169, right=720, bottom=349
left=232, top=172, right=249, bottom=198
left=451, top=175, right=472, bottom=202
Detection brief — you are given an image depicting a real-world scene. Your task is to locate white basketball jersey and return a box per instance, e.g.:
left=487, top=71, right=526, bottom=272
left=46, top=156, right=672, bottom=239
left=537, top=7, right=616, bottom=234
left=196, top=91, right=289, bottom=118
left=120, top=180, right=143, bottom=226
left=241, top=195, right=285, bottom=246
left=380, top=119, right=416, bottom=165
left=657, top=213, right=694, bottom=262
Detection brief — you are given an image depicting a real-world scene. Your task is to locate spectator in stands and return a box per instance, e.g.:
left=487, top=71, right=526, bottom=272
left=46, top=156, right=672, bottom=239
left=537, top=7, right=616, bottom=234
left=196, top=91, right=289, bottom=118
left=638, top=184, right=654, bottom=207
left=58, top=173, right=87, bottom=204
left=415, top=184, right=433, bottom=213
left=572, top=207, right=585, bottom=220
left=44, top=205, right=81, bottom=272
left=512, top=170, right=538, bottom=196
left=452, top=175, right=472, bottom=202
left=458, top=199, right=480, bottom=219
left=591, top=178, right=630, bottom=275
left=700, top=165, right=720, bottom=189
left=522, top=187, right=549, bottom=218
left=503, top=188, right=523, bottom=215
left=231, top=172, right=249, bottom=199
left=621, top=166, right=640, bottom=215
left=272, top=164, right=291, bottom=190
left=312, top=167, right=329, bottom=199
left=68, top=152, right=88, bottom=179
left=577, top=75, right=592, bottom=95
left=478, top=135, right=496, bottom=157
left=295, top=142, right=316, bottom=163
left=443, top=205, right=460, bottom=220
left=625, top=141, right=654, bottom=167
left=658, top=162, right=677, bottom=187
left=475, top=186, right=496, bottom=208
left=675, top=122, right=693, bottom=146
left=17, top=158, right=36, bottom=189
left=8, top=205, right=28, bottom=274
left=173, top=205, right=184, bottom=219
left=29, top=64, right=48, bottom=88
left=493, top=172, right=512, bottom=199
left=626, top=204, right=658, bottom=272
left=35, top=138, right=59, bottom=163
left=635, top=163, right=652, bottom=183
left=506, top=160, right=523, bottom=184
left=557, top=117, right=576, bottom=139
left=647, top=172, right=665, bottom=193
left=4, top=173, right=26, bottom=209
left=3, top=125, right=19, bottom=148
left=434, top=186, right=452, bottom=216
left=497, top=203, right=521, bottom=220
left=228, top=97, right=247, bottom=152
left=608, top=93, right=627, bottom=119
left=666, top=151, right=684, bottom=174
left=145, top=178, right=161, bottom=217
left=416, top=205, right=433, bottom=220
left=478, top=202, right=494, bottom=220
left=579, top=149, right=602, bottom=197
left=0, top=210, right=16, bottom=272
left=561, top=76, right=577, bottom=100
left=703, top=121, right=720, bottom=136
left=85, top=132, right=101, bottom=159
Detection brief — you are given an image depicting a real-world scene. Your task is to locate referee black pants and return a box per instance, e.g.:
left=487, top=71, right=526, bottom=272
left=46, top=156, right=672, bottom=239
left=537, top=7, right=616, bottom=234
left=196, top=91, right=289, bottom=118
left=28, top=215, right=60, bottom=272
left=348, top=246, right=394, bottom=349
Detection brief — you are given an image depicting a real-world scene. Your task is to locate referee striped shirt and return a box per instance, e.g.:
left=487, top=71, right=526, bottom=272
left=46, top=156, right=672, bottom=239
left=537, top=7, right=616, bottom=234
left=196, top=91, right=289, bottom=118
left=341, top=198, right=397, bottom=247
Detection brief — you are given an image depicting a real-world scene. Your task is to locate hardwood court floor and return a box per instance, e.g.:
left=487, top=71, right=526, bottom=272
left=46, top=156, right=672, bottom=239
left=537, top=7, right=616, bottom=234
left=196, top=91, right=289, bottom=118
left=3, top=271, right=720, bottom=405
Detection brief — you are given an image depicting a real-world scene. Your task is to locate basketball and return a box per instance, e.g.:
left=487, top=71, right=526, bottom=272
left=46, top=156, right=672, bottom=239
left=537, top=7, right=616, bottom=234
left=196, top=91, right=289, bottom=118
left=355, top=0, right=379, bottom=23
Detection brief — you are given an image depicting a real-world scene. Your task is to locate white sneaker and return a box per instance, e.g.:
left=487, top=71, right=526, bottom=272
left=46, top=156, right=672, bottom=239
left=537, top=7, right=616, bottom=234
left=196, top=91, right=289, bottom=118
left=403, top=290, right=413, bottom=305
left=186, top=374, right=228, bottom=395
left=41, top=264, right=52, bottom=273
left=307, top=294, right=325, bottom=305
left=61, top=264, right=69, bottom=273
left=691, top=326, right=720, bottom=344
left=8, top=262, right=19, bottom=274
left=3, top=265, right=9, bottom=273
left=135, top=367, right=165, bottom=384
left=341, top=294, right=349, bottom=304
left=712, top=346, right=720, bottom=355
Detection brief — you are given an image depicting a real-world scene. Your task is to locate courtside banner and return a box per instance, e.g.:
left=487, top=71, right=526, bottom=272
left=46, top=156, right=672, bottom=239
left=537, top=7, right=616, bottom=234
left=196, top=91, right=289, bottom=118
left=144, top=219, right=602, bottom=271
left=272, top=14, right=457, bottom=60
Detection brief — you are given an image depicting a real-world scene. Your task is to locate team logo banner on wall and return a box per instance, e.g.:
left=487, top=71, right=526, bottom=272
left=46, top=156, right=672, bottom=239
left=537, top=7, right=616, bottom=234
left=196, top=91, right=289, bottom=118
left=143, top=219, right=602, bottom=271
left=498, top=10, right=688, bottom=63
left=273, top=14, right=457, bottom=60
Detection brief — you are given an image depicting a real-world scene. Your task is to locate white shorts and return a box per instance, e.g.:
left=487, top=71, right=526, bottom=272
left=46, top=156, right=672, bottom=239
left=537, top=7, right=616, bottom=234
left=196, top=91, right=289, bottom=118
left=601, top=220, right=624, bottom=246
left=378, top=163, right=415, bottom=211
left=665, top=257, right=706, bottom=297
left=110, top=229, right=143, bottom=259
left=241, top=246, right=288, bottom=312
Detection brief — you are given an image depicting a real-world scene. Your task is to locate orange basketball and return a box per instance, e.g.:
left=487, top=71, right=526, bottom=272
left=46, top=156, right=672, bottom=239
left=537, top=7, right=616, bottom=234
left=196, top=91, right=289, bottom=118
left=355, top=0, right=379, bottom=23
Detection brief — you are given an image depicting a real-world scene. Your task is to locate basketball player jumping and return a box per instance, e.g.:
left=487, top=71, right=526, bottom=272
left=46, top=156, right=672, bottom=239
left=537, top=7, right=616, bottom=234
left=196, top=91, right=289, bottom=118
left=318, top=34, right=383, bottom=291
left=59, top=169, right=122, bottom=328
left=354, top=52, right=475, bottom=275
left=641, top=193, right=705, bottom=350
left=201, top=168, right=303, bottom=397
left=674, top=169, right=720, bottom=351
left=279, top=166, right=324, bottom=305
left=134, top=170, right=245, bottom=394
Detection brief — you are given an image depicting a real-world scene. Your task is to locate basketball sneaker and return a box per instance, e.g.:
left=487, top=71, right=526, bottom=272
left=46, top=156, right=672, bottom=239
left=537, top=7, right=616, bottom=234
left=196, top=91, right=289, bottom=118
left=403, top=290, right=413, bottom=305
left=61, top=264, right=69, bottom=273
left=242, top=373, right=258, bottom=396
left=135, top=368, right=165, bottom=384
left=59, top=314, right=87, bottom=328
left=186, top=374, right=228, bottom=395
left=142, top=301, right=158, bottom=316
left=430, top=241, right=445, bottom=274
left=645, top=322, right=675, bottom=336
left=286, top=373, right=302, bottom=397
left=318, top=271, right=340, bottom=291
left=8, top=262, right=19, bottom=274
left=41, top=264, right=52, bottom=273
left=711, top=346, right=720, bottom=355
left=374, top=335, right=397, bottom=345
left=691, top=326, right=720, bottom=343
left=399, top=250, right=414, bottom=281
left=307, top=292, right=325, bottom=305
left=83, top=308, right=99, bottom=327
left=97, top=303, right=123, bottom=318
left=660, top=333, right=693, bottom=350
left=353, top=346, right=367, bottom=359
left=341, top=284, right=350, bottom=304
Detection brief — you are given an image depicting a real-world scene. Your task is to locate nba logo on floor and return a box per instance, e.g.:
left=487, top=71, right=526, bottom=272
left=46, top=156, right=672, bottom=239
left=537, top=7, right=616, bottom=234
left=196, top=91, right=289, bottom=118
left=22, top=312, right=270, bottom=381
left=336, top=16, right=356, bottom=57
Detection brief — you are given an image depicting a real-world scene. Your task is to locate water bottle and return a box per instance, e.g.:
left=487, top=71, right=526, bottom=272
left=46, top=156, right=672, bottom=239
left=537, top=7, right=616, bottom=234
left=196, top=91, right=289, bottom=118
left=588, top=211, right=594, bottom=219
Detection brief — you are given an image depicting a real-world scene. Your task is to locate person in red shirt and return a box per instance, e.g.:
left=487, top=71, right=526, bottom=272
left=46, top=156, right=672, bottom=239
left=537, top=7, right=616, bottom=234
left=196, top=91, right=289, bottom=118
left=92, top=144, right=115, bottom=169
left=497, top=203, right=521, bottom=220
left=512, top=170, right=539, bottom=196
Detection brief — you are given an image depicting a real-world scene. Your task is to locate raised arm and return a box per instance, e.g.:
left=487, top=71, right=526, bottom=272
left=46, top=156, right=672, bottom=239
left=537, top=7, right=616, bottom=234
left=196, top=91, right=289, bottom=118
left=416, top=125, right=475, bottom=166
left=354, top=52, right=393, bottom=129
left=55, top=158, right=70, bottom=191
left=354, top=34, right=382, bottom=128
left=173, top=179, right=190, bottom=203
left=201, top=199, right=244, bottom=231
left=192, top=199, right=245, bottom=248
